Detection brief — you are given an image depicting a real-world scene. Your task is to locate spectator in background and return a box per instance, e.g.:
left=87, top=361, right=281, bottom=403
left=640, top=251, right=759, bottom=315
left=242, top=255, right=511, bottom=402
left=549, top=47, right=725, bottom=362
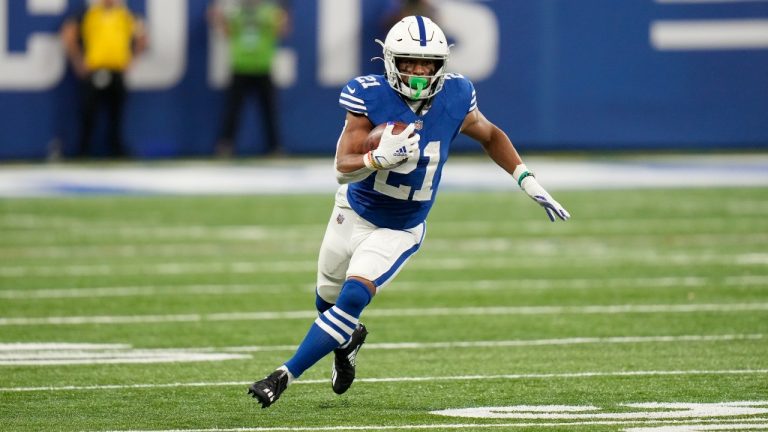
left=60, top=0, right=147, bottom=159
left=382, top=0, right=438, bottom=34
left=209, top=0, right=289, bottom=158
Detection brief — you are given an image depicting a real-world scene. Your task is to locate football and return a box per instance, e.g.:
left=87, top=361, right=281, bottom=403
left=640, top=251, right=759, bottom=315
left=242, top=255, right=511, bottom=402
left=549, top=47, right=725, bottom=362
left=361, top=121, right=411, bottom=153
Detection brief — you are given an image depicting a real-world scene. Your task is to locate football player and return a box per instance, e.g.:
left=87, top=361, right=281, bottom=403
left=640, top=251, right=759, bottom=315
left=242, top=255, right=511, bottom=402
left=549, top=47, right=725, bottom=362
left=248, top=15, right=570, bottom=408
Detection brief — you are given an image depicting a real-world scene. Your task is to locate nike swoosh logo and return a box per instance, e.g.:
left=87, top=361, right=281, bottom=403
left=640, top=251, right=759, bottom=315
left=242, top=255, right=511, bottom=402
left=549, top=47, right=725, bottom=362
left=346, top=86, right=356, bottom=94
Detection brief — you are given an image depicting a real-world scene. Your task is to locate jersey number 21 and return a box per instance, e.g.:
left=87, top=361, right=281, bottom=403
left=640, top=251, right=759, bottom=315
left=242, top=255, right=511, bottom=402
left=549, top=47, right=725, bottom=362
left=374, top=141, right=440, bottom=202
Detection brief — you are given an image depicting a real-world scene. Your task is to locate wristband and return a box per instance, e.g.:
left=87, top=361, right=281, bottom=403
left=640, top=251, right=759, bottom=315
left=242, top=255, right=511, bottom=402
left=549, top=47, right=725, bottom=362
left=517, top=171, right=533, bottom=187
left=512, top=163, right=535, bottom=187
left=363, top=151, right=382, bottom=170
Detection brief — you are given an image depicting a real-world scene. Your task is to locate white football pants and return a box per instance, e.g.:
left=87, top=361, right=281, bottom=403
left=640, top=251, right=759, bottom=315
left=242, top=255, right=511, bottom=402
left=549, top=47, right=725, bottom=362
left=316, top=186, right=425, bottom=303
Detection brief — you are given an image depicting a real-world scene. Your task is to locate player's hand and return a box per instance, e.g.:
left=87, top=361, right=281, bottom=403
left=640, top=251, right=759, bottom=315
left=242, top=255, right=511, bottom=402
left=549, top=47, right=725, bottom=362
left=520, top=176, right=570, bottom=222
left=366, top=122, right=420, bottom=170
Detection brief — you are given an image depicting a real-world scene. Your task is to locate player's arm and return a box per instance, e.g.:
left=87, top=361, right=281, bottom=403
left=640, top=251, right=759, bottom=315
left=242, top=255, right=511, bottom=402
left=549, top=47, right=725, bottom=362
left=461, top=108, right=523, bottom=173
left=334, top=112, right=420, bottom=184
left=334, top=112, right=375, bottom=184
left=461, top=109, right=570, bottom=222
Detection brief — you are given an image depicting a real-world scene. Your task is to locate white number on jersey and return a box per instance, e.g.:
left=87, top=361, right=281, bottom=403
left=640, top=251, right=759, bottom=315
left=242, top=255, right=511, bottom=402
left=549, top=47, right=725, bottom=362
left=373, top=141, right=441, bottom=202
left=355, top=75, right=381, bottom=89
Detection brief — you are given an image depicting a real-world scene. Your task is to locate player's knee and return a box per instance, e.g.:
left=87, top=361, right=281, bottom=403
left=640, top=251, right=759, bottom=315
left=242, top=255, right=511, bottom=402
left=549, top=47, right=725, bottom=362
left=336, top=278, right=373, bottom=316
left=348, top=276, right=377, bottom=297
left=316, top=284, right=341, bottom=304
left=315, top=289, right=334, bottom=313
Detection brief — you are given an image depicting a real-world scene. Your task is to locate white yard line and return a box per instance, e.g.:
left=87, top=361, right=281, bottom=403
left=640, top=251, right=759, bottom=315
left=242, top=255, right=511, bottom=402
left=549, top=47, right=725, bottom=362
left=0, top=216, right=761, bottom=238
left=0, top=334, right=763, bottom=366
left=0, top=343, right=130, bottom=351
left=0, top=284, right=311, bottom=299
left=91, top=418, right=768, bottom=432
left=3, top=369, right=768, bottom=393
left=0, top=230, right=764, bottom=265
left=2, top=303, right=768, bottom=326
left=210, top=334, right=764, bottom=353
left=2, top=252, right=768, bottom=278
left=3, top=233, right=765, bottom=260
left=2, top=275, right=766, bottom=299
left=0, top=353, right=249, bottom=366
left=0, top=343, right=251, bottom=366
left=0, top=334, right=758, bottom=363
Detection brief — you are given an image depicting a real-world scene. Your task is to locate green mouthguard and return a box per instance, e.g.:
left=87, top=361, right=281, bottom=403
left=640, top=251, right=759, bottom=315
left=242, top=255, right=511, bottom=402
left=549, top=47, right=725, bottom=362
left=408, top=76, right=428, bottom=100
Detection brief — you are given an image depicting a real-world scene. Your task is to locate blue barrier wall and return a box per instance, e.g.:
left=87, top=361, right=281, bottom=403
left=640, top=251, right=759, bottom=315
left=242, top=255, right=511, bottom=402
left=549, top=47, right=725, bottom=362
left=0, top=0, right=766, bottom=160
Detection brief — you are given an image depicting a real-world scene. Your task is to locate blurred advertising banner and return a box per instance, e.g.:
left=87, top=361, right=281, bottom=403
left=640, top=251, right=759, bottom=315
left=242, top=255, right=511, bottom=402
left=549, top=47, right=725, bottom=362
left=0, top=0, right=766, bottom=159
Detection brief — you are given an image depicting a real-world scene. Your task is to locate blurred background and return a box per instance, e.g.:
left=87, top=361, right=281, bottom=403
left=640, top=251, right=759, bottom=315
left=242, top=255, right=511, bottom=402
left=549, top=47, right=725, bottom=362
left=2, top=5, right=768, bottom=430
left=0, top=0, right=766, bottom=161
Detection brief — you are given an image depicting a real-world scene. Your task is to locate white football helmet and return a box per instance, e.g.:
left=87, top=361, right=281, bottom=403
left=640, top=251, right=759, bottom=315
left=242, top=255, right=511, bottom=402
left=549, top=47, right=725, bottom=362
left=377, top=16, right=450, bottom=100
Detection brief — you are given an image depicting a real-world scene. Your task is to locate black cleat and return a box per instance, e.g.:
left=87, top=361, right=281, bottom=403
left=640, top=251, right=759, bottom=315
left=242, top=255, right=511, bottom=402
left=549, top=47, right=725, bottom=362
left=248, top=369, right=289, bottom=408
left=332, top=323, right=368, bottom=395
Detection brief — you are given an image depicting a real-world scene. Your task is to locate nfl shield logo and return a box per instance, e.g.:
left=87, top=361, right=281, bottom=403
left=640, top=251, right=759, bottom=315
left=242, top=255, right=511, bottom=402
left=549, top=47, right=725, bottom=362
left=336, top=213, right=345, bottom=224
left=414, top=120, right=424, bottom=131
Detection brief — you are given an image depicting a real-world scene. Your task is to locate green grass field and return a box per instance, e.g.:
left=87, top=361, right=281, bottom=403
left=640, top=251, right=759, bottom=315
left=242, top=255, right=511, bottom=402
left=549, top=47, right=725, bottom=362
left=1, top=188, right=767, bottom=432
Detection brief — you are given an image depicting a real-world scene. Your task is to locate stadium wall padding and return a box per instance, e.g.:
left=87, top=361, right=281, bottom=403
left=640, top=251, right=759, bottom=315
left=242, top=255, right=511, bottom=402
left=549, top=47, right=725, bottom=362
left=0, top=0, right=766, bottom=159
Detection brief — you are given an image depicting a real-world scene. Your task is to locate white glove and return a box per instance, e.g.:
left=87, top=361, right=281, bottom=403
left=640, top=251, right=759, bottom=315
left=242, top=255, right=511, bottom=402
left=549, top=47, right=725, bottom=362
left=364, top=122, right=420, bottom=170
left=514, top=164, right=570, bottom=222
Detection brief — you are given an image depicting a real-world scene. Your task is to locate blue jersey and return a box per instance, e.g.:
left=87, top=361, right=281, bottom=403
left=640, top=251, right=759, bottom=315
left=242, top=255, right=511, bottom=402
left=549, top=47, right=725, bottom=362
left=338, top=74, right=477, bottom=230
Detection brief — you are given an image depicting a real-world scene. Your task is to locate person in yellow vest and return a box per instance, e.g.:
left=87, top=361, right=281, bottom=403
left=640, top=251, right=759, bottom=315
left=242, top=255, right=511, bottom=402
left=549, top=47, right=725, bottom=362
left=208, top=0, right=289, bottom=157
left=61, top=0, right=147, bottom=158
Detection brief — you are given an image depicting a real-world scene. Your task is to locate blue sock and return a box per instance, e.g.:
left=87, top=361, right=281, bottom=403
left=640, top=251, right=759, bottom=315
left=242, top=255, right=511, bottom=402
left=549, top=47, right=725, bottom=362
left=284, top=280, right=372, bottom=378
left=315, top=289, right=334, bottom=314
left=335, top=279, right=372, bottom=318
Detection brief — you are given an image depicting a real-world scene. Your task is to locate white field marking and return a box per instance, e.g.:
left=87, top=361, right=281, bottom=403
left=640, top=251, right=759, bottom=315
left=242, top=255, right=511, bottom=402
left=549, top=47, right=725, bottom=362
left=0, top=343, right=129, bottom=351
left=625, top=425, right=768, bottom=432
left=425, top=235, right=768, bottom=254
left=0, top=261, right=316, bottom=277
left=0, top=249, right=762, bottom=277
left=0, top=283, right=314, bottom=299
left=2, top=251, right=767, bottom=278
left=1, top=216, right=762, bottom=243
left=0, top=242, right=318, bottom=259
left=431, top=401, right=768, bottom=419
left=1, top=233, right=767, bottom=259
left=210, top=334, right=764, bottom=353
left=390, top=275, right=768, bottom=292
left=3, top=369, right=768, bottom=393
left=0, top=221, right=318, bottom=240
left=0, top=245, right=314, bottom=260
left=3, top=274, right=767, bottom=299
left=0, top=343, right=250, bottom=366
left=738, top=254, right=768, bottom=265
left=431, top=217, right=763, bottom=233
left=626, top=423, right=768, bottom=431
left=2, top=227, right=765, bottom=249
left=88, top=419, right=768, bottom=432
left=0, top=213, right=318, bottom=235
left=0, top=353, right=249, bottom=366
left=3, top=303, right=768, bottom=326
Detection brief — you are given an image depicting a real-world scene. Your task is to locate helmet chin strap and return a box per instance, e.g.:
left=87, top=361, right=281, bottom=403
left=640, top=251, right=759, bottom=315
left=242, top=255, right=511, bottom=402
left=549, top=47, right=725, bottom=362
left=408, top=76, right=429, bottom=100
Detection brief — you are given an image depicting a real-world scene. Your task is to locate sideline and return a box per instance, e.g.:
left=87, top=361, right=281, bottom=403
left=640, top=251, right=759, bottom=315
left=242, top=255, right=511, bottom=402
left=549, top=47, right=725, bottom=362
left=0, top=154, right=767, bottom=196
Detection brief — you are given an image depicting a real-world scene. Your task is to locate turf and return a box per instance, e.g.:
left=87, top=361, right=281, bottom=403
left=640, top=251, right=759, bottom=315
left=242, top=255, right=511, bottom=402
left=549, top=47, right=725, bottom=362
left=1, top=188, right=767, bottom=432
